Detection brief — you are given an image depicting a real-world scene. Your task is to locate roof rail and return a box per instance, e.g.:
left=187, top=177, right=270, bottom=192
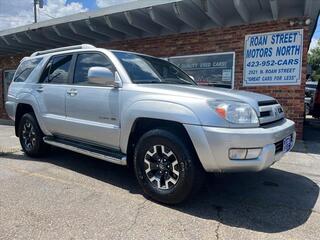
left=30, top=44, right=96, bottom=57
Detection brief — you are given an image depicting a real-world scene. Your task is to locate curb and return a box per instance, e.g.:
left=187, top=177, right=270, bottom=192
left=0, top=119, right=14, bottom=126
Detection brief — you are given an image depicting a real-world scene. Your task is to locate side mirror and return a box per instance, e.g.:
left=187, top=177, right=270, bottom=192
left=88, top=66, right=116, bottom=87
left=189, top=75, right=195, bottom=81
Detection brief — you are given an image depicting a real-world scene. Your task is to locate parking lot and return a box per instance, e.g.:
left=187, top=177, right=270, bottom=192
left=0, top=124, right=320, bottom=240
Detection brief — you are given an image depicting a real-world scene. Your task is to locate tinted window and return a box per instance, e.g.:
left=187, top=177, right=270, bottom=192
left=113, top=51, right=195, bottom=85
left=74, top=53, right=114, bottom=85
left=40, top=55, right=72, bottom=84
left=39, top=60, right=51, bottom=83
left=48, top=55, right=72, bottom=84
left=14, top=58, right=42, bottom=82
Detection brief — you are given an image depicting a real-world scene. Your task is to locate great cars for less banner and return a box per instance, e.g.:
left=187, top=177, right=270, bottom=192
left=243, top=29, right=303, bottom=86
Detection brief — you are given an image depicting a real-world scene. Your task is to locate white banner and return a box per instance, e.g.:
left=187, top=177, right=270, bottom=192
left=243, top=29, right=303, bottom=86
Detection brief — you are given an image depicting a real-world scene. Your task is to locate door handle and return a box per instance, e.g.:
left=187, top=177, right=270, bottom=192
left=36, top=86, right=44, bottom=93
left=67, top=89, right=78, bottom=96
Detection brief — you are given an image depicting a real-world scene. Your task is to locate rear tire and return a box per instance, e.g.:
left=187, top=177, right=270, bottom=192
left=18, top=113, right=49, bottom=157
left=134, top=129, right=204, bottom=204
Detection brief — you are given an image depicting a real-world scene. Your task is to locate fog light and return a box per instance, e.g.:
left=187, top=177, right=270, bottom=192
left=246, top=148, right=261, bottom=159
left=229, top=149, right=247, bottom=160
left=229, top=148, right=262, bottom=160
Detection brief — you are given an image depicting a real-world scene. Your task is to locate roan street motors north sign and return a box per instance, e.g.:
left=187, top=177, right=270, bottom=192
left=243, top=29, right=303, bottom=86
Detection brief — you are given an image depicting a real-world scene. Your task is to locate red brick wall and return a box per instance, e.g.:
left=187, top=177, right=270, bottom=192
left=100, top=18, right=310, bottom=139
left=0, top=55, right=25, bottom=119
left=0, top=18, right=310, bottom=139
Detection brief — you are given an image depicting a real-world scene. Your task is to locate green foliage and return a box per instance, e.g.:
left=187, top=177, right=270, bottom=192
left=308, top=39, right=320, bottom=81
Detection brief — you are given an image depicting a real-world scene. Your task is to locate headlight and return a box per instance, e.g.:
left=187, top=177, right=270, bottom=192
left=208, top=101, right=259, bottom=124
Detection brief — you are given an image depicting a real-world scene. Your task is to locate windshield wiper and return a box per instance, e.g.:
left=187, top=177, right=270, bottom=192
left=161, top=78, right=194, bottom=85
left=134, top=80, right=162, bottom=84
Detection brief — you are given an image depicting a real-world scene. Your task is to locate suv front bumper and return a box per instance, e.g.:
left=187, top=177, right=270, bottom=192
left=184, top=119, right=296, bottom=172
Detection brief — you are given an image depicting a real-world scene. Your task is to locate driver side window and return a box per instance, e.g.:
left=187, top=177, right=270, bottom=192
left=73, top=53, right=114, bottom=86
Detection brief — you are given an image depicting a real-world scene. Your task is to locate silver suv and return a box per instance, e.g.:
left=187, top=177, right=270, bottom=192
left=6, top=45, right=295, bottom=204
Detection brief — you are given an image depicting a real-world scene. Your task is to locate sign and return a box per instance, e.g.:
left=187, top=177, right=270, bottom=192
left=168, top=52, right=235, bottom=89
left=243, top=29, right=303, bottom=86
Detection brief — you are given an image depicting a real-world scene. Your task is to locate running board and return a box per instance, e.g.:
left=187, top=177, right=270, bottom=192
left=43, top=137, right=127, bottom=166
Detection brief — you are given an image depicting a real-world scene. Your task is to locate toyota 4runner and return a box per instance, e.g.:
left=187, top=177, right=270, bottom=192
left=6, top=44, right=296, bottom=204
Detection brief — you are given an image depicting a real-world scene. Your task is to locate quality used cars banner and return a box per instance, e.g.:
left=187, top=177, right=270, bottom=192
left=243, top=29, right=303, bottom=86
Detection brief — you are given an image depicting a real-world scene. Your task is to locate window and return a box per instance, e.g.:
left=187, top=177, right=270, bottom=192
left=48, top=55, right=72, bottom=84
left=112, top=51, right=195, bottom=85
left=73, top=53, right=114, bottom=85
left=14, top=58, right=42, bottom=82
left=40, top=55, right=73, bottom=84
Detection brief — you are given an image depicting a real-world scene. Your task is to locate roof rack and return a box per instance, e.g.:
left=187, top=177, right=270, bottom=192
left=30, top=44, right=96, bottom=57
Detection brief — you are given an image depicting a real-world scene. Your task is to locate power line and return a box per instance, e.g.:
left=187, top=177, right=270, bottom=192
left=39, top=10, right=55, bottom=19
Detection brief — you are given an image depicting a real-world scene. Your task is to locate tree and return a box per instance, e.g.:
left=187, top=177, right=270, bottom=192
left=308, top=39, right=320, bottom=80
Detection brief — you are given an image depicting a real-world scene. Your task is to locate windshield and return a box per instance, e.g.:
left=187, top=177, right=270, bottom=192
left=112, top=51, right=196, bottom=85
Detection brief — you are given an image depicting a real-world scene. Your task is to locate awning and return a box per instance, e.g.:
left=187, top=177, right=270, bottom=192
left=0, top=0, right=319, bottom=56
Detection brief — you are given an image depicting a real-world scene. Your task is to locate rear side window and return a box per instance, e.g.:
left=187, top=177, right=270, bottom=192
left=39, top=55, right=73, bottom=84
left=14, top=58, right=42, bottom=82
left=73, top=53, right=114, bottom=85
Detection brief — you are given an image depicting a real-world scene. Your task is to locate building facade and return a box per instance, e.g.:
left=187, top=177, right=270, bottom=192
left=0, top=0, right=319, bottom=139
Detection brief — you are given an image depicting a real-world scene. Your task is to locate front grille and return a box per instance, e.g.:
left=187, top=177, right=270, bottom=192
left=258, top=100, right=278, bottom=106
left=275, top=140, right=283, bottom=154
left=258, top=101, right=284, bottom=126
left=260, top=110, right=271, bottom=117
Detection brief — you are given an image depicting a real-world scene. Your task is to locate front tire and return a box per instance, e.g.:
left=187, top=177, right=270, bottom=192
left=18, top=113, right=49, bottom=157
left=134, top=129, right=204, bottom=204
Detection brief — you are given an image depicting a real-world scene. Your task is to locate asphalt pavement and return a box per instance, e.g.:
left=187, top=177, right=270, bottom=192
left=0, top=125, right=320, bottom=240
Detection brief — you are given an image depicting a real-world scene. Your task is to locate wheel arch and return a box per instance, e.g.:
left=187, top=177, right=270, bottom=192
left=14, top=92, right=49, bottom=137
left=120, top=100, right=201, bottom=153
left=124, top=117, right=201, bottom=170
left=15, top=103, right=37, bottom=137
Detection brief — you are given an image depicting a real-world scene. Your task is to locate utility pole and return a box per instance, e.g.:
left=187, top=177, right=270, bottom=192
left=34, top=0, right=37, bottom=23
left=33, top=0, right=44, bottom=23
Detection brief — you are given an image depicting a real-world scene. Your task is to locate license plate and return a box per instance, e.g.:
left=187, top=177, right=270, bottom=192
left=283, top=135, right=292, bottom=153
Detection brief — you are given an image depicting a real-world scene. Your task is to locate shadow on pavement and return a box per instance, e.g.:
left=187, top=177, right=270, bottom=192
left=293, top=117, right=320, bottom=154
left=303, top=117, right=320, bottom=142
left=4, top=148, right=319, bottom=234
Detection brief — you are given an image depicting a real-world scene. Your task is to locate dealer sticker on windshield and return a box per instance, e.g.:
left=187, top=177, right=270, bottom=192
left=283, top=135, right=292, bottom=153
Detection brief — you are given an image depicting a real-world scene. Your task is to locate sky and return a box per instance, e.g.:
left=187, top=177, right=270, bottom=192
left=0, top=0, right=137, bottom=31
left=0, top=0, right=319, bottom=51
left=310, top=17, right=320, bottom=51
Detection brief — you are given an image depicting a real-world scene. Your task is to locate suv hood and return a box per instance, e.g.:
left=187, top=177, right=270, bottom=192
left=137, top=84, right=275, bottom=110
